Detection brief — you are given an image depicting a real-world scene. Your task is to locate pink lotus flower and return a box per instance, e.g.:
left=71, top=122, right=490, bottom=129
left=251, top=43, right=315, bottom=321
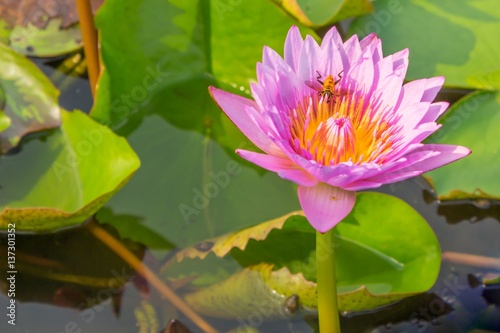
left=209, top=26, right=470, bottom=233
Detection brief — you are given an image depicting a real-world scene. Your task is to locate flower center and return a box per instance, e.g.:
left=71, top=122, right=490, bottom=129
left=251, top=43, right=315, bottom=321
left=289, top=90, right=395, bottom=166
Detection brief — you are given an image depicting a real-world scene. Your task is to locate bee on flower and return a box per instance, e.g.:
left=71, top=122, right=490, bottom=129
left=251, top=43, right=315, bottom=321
left=314, top=70, right=346, bottom=103
left=210, top=26, right=470, bottom=233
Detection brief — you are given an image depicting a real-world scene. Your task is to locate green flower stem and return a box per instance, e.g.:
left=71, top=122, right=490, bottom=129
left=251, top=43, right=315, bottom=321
left=316, top=228, right=341, bottom=332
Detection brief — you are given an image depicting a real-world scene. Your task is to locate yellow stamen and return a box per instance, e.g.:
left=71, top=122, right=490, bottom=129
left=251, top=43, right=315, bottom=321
left=289, top=91, right=394, bottom=166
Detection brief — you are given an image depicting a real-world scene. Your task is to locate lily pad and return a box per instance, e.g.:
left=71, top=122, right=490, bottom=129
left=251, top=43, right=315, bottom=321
left=94, top=115, right=300, bottom=249
left=0, top=0, right=103, bottom=57
left=273, top=0, right=373, bottom=27
left=90, top=0, right=317, bottom=130
left=10, top=19, right=82, bottom=57
left=0, top=42, right=61, bottom=153
left=0, top=110, right=141, bottom=232
left=348, top=0, right=500, bottom=90
left=90, top=0, right=315, bottom=249
left=425, top=91, right=500, bottom=199
left=164, top=192, right=441, bottom=317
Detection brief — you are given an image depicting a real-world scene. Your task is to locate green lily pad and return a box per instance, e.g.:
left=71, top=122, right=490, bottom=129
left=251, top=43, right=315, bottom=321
left=0, top=43, right=61, bottom=152
left=425, top=91, right=500, bottom=199
left=94, top=115, right=300, bottom=249
left=0, top=42, right=61, bottom=153
left=0, top=110, right=141, bottom=232
left=164, top=192, right=441, bottom=317
left=348, top=0, right=500, bottom=90
left=90, top=0, right=317, bottom=249
left=90, top=0, right=317, bottom=130
left=272, top=0, right=373, bottom=27
left=10, top=19, right=82, bottom=57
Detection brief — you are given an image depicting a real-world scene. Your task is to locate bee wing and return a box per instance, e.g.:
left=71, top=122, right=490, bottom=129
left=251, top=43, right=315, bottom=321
left=305, top=79, right=322, bottom=91
left=335, top=88, right=354, bottom=96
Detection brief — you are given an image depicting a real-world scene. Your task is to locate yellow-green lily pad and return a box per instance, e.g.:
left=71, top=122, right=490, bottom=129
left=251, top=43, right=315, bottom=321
left=0, top=42, right=61, bottom=153
left=0, top=110, right=141, bottom=232
left=10, top=19, right=82, bottom=57
left=164, top=192, right=441, bottom=318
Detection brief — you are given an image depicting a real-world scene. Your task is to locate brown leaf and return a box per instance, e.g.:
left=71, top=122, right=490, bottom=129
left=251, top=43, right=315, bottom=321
left=0, top=0, right=104, bottom=29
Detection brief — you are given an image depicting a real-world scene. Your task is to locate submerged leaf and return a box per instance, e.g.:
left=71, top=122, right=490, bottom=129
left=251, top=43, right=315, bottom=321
left=0, top=110, right=140, bottom=231
left=165, top=192, right=441, bottom=317
left=0, top=42, right=61, bottom=152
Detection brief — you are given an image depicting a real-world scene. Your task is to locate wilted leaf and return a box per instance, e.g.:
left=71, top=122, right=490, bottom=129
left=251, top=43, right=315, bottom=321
left=0, top=0, right=103, bottom=29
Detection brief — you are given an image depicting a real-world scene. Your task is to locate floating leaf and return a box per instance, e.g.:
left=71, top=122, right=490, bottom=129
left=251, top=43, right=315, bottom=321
left=10, top=19, right=82, bottom=57
left=91, top=0, right=317, bottom=130
left=0, top=1, right=103, bottom=57
left=165, top=192, right=441, bottom=317
left=426, top=91, right=500, bottom=199
left=349, top=0, right=500, bottom=89
left=273, top=0, right=373, bottom=27
left=0, top=42, right=61, bottom=152
left=175, top=210, right=304, bottom=261
left=95, top=115, right=300, bottom=249
left=0, top=110, right=140, bottom=231
left=90, top=0, right=313, bottom=248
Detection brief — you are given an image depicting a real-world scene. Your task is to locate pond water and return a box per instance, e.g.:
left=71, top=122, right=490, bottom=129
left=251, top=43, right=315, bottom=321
left=0, top=57, right=499, bottom=333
